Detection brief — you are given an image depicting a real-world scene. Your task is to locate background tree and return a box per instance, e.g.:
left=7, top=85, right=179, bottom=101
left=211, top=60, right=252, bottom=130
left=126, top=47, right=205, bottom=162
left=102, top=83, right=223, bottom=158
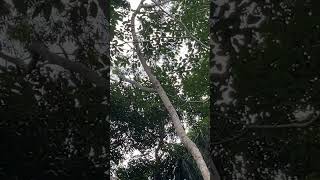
left=211, top=0, right=320, bottom=179
left=0, top=0, right=110, bottom=179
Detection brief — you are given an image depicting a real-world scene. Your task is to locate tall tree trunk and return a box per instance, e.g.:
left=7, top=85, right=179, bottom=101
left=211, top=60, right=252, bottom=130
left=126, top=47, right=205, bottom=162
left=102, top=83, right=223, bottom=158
left=130, top=1, right=211, bottom=180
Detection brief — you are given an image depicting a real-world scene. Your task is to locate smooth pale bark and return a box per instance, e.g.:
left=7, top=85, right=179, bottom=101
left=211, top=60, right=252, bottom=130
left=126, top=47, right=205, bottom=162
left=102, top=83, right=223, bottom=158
left=131, top=1, right=211, bottom=180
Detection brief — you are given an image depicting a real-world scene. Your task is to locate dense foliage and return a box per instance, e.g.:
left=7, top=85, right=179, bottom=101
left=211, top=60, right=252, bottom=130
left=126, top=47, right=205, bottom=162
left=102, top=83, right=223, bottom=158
left=2, top=0, right=319, bottom=179
left=0, top=0, right=109, bottom=179
left=211, top=0, right=320, bottom=179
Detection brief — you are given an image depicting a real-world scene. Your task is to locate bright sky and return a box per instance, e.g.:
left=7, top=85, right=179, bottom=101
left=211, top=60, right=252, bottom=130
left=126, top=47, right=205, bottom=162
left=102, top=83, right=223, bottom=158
left=129, top=0, right=140, bottom=9
left=129, top=0, right=153, bottom=9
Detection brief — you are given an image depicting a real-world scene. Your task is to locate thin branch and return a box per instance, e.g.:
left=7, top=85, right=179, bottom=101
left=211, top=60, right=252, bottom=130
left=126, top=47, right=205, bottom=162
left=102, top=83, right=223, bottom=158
left=111, top=77, right=121, bottom=87
left=215, top=112, right=320, bottom=129
left=211, top=114, right=320, bottom=145
left=149, top=0, right=209, bottom=50
left=177, top=16, right=209, bottom=49
left=112, top=67, right=156, bottom=92
left=97, top=0, right=109, bottom=18
left=117, top=73, right=156, bottom=92
left=248, top=115, right=319, bottom=129
left=1, top=44, right=108, bottom=97
left=29, top=41, right=107, bottom=95
left=142, top=0, right=171, bottom=8
left=110, top=36, right=192, bottom=47
left=109, top=38, right=134, bottom=49
left=0, top=51, right=38, bottom=73
left=58, top=44, right=70, bottom=60
left=0, top=52, right=27, bottom=69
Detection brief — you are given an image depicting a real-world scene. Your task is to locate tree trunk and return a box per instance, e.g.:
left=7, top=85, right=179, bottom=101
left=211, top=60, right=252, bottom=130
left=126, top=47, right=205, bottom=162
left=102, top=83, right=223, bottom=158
left=130, top=1, right=212, bottom=180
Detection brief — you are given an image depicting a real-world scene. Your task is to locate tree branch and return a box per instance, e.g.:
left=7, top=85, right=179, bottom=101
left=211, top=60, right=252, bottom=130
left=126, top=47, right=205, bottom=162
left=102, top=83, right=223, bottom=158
left=142, top=0, right=171, bottom=8
left=97, top=0, right=109, bottom=18
left=111, top=36, right=192, bottom=47
left=248, top=115, right=319, bottom=129
left=112, top=67, right=156, bottom=92
left=117, top=73, right=156, bottom=92
left=149, top=0, right=209, bottom=50
left=212, top=114, right=320, bottom=145
left=0, top=52, right=27, bottom=69
left=1, top=43, right=108, bottom=96
left=28, top=41, right=107, bottom=95
left=58, top=43, right=70, bottom=60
